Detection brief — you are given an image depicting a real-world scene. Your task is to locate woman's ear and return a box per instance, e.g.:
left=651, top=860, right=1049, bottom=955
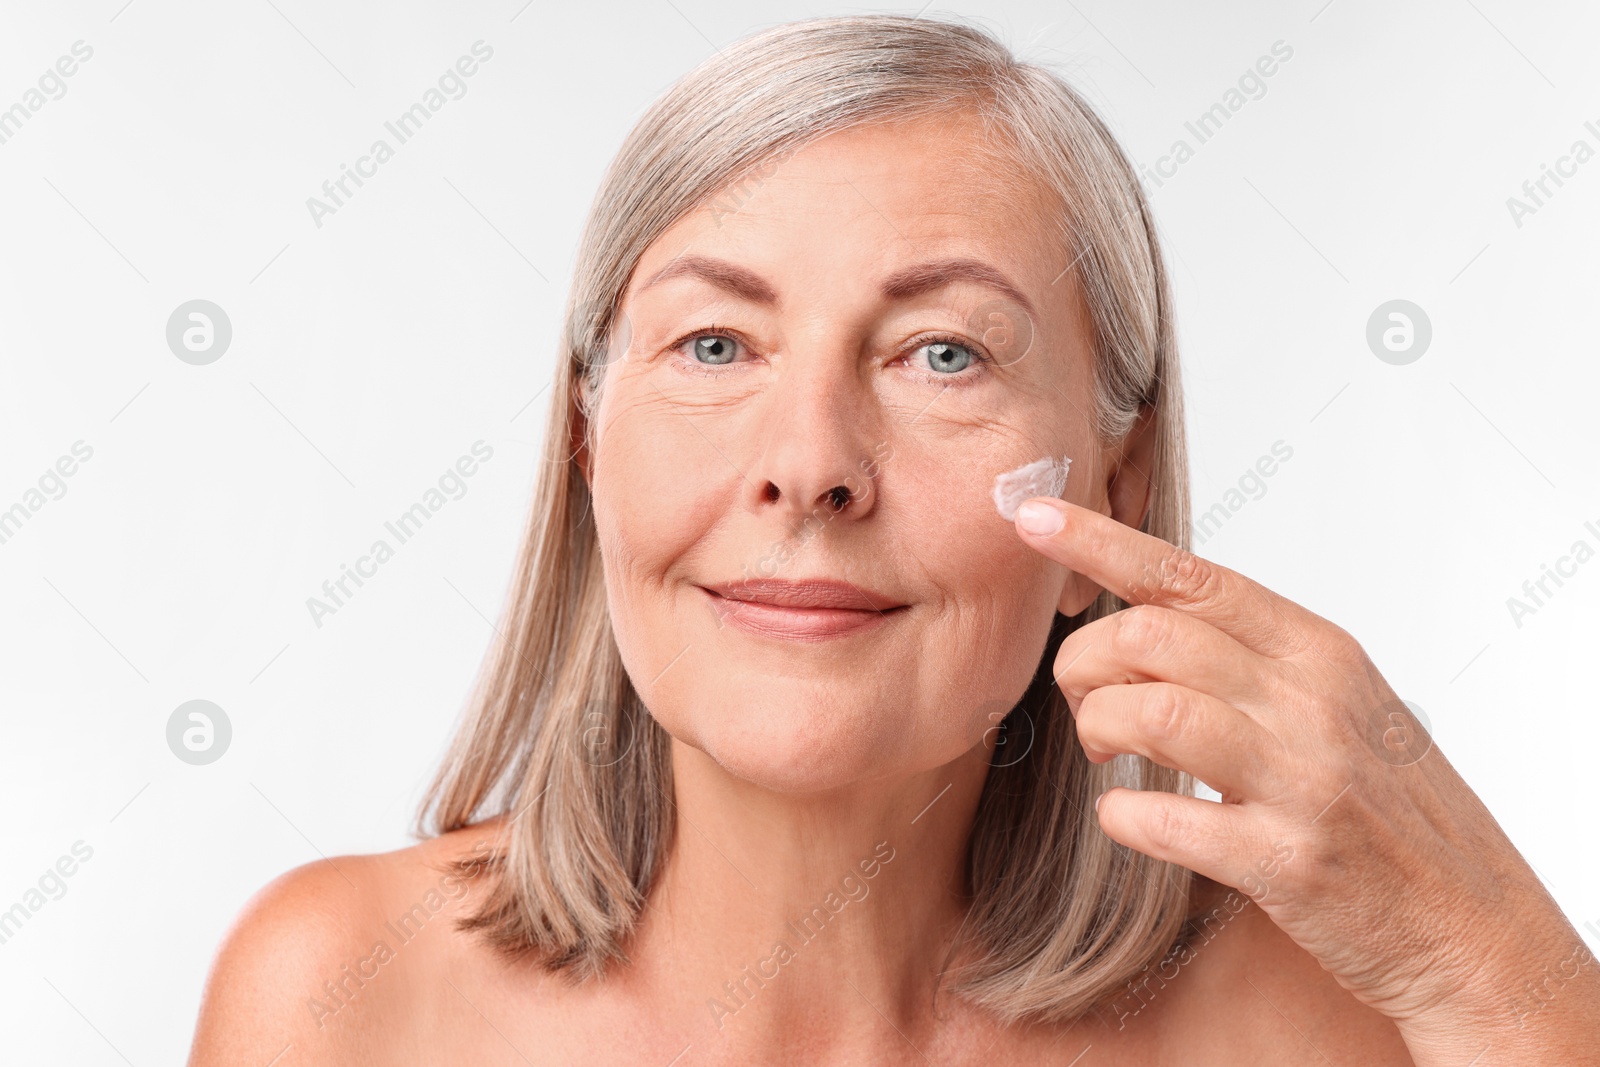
left=1106, top=402, right=1157, bottom=533
left=1055, top=402, right=1158, bottom=617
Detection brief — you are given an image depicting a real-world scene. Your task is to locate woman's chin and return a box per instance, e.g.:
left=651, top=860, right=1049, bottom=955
left=672, top=706, right=931, bottom=795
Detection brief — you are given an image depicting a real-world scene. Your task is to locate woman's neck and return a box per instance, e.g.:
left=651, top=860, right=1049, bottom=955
left=623, top=736, right=996, bottom=1053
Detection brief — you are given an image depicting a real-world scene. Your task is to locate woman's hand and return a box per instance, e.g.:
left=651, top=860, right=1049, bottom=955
left=1012, top=496, right=1600, bottom=1064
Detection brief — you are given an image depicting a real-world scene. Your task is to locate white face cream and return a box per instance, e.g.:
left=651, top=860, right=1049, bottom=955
left=992, top=455, right=1072, bottom=521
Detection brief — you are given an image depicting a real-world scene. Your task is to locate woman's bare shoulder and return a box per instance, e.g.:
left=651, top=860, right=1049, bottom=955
left=1161, top=875, right=1416, bottom=1064
left=186, top=818, right=507, bottom=1066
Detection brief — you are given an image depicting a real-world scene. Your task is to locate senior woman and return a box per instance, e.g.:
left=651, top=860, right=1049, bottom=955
left=188, top=14, right=1598, bottom=1065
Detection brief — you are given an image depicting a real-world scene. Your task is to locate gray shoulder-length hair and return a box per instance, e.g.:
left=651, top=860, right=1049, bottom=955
left=420, top=11, right=1195, bottom=1026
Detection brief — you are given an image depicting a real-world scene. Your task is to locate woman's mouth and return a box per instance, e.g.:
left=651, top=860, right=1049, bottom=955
left=698, top=578, right=908, bottom=641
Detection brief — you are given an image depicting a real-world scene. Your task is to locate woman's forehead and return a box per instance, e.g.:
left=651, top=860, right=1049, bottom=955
left=709, top=112, right=1051, bottom=238
left=629, top=120, right=1067, bottom=314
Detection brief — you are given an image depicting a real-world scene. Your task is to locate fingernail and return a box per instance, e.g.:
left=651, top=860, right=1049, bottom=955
left=1017, top=499, right=1064, bottom=536
left=1094, top=791, right=1103, bottom=813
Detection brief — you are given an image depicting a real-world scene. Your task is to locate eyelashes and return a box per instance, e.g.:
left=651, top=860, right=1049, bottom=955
left=668, top=324, right=746, bottom=378
left=907, top=336, right=994, bottom=384
left=664, top=326, right=995, bottom=386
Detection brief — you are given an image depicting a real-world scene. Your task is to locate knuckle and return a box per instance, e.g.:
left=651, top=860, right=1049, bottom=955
left=1161, top=548, right=1218, bottom=604
left=1145, top=801, right=1186, bottom=855
left=1131, top=546, right=1217, bottom=606
left=1322, top=623, right=1368, bottom=672
left=1134, top=684, right=1188, bottom=744
left=1111, top=604, right=1173, bottom=658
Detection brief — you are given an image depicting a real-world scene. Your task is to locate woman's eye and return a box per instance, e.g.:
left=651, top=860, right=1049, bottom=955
left=914, top=339, right=982, bottom=375
left=666, top=330, right=988, bottom=383
left=685, top=333, right=741, bottom=366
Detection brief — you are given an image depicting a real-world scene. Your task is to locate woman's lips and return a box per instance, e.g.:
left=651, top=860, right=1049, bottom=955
left=698, top=580, right=907, bottom=641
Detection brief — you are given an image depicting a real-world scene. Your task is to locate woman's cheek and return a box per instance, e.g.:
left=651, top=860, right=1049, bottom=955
left=892, top=449, right=1016, bottom=588
left=914, top=442, right=1070, bottom=622
left=593, top=413, right=723, bottom=588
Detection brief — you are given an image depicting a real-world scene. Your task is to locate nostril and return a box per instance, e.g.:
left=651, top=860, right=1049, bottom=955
left=828, top=485, right=851, bottom=510
left=764, top=482, right=781, bottom=503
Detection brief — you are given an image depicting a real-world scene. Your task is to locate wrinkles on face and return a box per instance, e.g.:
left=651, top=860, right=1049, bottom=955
left=584, top=110, right=1103, bottom=790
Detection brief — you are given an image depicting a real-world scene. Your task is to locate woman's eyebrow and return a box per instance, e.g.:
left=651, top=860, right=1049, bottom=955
left=636, top=254, right=1036, bottom=318
left=880, top=257, right=1037, bottom=319
left=638, top=255, right=779, bottom=305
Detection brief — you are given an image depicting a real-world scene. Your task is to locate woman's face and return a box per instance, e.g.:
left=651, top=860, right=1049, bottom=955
left=583, top=110, right=1132, bottom=793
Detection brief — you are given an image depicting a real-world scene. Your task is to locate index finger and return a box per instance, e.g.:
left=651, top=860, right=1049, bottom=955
left=1014, top=496, right=1328, bottom=660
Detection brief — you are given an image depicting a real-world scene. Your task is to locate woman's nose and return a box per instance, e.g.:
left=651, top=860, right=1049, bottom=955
left=743, top=364, right=880, bottom=524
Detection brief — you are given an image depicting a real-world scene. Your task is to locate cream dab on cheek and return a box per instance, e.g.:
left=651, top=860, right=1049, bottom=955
left=992, top=455, right=1072, bottom=521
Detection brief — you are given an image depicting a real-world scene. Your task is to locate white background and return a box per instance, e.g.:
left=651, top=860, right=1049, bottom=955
left=2, top=0, right=1596, bottom=1061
